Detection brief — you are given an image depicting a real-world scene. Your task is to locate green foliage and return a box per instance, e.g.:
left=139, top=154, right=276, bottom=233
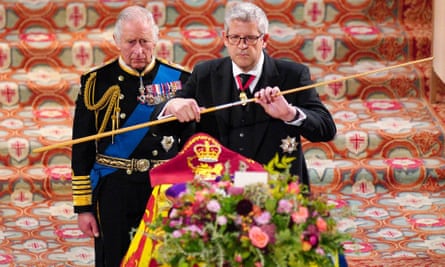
left=148, top=156, right=350, bottom=267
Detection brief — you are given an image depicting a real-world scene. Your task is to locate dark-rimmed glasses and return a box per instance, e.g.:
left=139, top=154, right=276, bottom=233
left=225, top=34, right=264, bottom=45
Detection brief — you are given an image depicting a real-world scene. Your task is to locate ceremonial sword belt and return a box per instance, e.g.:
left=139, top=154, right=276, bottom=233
left=95, top=154, right=166, bottom=175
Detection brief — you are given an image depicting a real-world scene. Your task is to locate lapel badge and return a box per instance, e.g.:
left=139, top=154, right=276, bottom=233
left=161, top=136, right=174, bottom=152
left=280, top=136, right=298, bottom=154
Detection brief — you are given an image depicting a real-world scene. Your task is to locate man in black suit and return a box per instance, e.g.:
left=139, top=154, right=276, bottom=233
left=163, top=2, right=336, bottom=189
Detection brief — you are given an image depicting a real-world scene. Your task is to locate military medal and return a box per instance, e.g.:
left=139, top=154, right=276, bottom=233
left=137, top=82, right=182, bottom=105
left=137, top=85, right=146, bottom=104
left=146, top=85, right=155, bottom=104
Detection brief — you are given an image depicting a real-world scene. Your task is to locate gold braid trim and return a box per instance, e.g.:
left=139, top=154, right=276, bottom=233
left=83, top=72, right=121, bottom=137
left=72, top=175, right=92, bottom=206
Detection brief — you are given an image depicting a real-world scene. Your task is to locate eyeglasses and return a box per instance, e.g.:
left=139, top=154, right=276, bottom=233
left=225, top=34, right=264, bottom=45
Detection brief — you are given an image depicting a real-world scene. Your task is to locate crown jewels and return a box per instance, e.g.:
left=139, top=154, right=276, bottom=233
left=193, top=140, right=221, bottom=162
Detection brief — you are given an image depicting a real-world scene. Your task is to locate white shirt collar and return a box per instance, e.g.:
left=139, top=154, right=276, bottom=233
left=232, top=51, right=264, bottom=92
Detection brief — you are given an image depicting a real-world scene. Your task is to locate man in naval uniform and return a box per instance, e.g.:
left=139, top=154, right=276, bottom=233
left=70, top=6, right=192, bottom=267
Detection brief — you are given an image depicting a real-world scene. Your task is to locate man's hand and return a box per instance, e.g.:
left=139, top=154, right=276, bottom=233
left=78, top=212, right=100, bottom=238
left=254, top=86, right=296, bottom=122
left=165, top=98, right=202, bottom=122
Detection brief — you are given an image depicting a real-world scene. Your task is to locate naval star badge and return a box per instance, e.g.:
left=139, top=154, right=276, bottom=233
left=280, top=136, right=298, bottom=154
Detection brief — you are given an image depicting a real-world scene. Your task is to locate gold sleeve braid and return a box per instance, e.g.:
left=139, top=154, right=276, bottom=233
left=83, top=72, right=122, bottom=135
left=72, top=175, right=93, bottom=206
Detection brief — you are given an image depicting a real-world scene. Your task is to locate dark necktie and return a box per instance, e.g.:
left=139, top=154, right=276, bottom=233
left=237, top=74, right=255, bottom=92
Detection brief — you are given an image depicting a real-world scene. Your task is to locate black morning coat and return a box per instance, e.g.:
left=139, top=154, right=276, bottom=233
left=170, top=52, right=337, bottom=188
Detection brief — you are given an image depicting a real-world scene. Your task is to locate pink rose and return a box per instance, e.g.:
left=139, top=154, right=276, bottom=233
left=248, top=226, right=269, bottom=248
left=316, top=217, right=328, bottom=232
left=287, top=182, right=300, bottom=194
left=292, top=206, right=309, bottom=224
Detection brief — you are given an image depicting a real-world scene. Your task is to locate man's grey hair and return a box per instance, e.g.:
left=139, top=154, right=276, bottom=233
left=113, top=5, right=159, bottom=43
left=224, top=2, right=269, bottom=35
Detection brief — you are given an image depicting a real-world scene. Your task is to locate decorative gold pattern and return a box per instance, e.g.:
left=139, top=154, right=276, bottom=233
left=83, top=72, right=121, bottom=139
left=71, top=175, right=92, bottom=206
left=95, top=154, right=166, bottom=174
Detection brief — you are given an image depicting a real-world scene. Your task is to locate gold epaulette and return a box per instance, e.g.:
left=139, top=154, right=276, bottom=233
left=82, top=58, right=117, bottom=76
left=157, top=57, right=191, bottom=73
left=72, top=175, right=92, bottom=207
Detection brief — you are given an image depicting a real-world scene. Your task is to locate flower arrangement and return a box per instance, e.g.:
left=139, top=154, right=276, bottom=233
left=148, top=156, right=349, bottom=267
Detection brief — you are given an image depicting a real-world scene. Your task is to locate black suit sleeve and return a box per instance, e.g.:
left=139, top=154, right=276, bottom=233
left=283, top=63, right=337, bottom=142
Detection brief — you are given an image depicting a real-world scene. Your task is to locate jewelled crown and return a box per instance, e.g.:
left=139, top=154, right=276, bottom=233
left=193, top=140, right=222, bottom=162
